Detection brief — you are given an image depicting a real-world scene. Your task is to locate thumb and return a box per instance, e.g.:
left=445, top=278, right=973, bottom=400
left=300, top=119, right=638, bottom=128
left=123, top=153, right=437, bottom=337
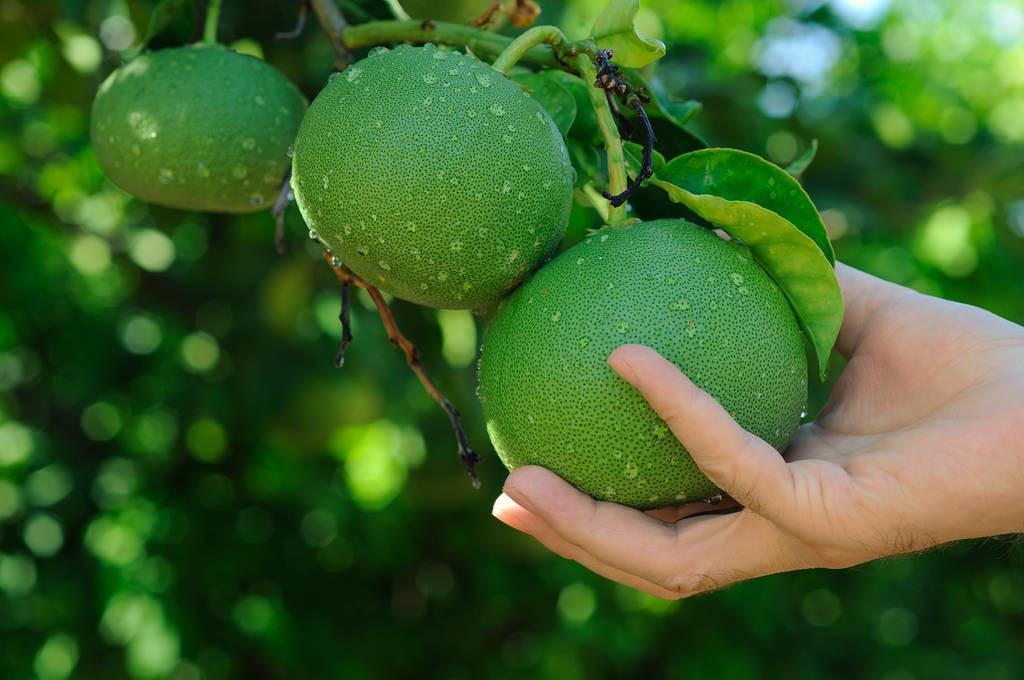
left=608, top=344, right=795, bottom=520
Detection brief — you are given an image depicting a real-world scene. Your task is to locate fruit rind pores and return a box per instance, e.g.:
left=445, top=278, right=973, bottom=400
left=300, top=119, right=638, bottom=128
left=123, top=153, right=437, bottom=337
left=91, top=43, right=307, bottom=213
left=291, top=44, right=574, bottom=310
left=478, top=219, right=808, bottom=509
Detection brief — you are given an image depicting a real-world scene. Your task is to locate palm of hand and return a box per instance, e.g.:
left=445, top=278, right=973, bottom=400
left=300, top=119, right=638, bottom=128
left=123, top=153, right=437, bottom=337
left=784, top=279, right=1024, bottom=562
left=493, top=264, right=1024, bottom=599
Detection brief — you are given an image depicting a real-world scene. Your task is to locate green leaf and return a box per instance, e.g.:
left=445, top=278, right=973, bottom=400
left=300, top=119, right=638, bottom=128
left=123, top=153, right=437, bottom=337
left=143, top=0, right=198, bottom=50
left=590, top=0, right=666, bottom=68
left=785, top=139, right=819, bottom=178
left=653, top=148, right=834, bottom=265
left=623, top=69, right=706, bottom=154
left=512, top=73, right=578, bottom=137
left=623, top=140, right=665, bottom=177
left=652, top=155, right=843, bottom=378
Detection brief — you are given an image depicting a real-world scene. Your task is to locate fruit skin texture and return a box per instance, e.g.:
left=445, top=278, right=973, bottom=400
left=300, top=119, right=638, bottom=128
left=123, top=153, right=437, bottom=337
left=477, top=219, right=808, bottom=509
left=91, top=44, right=306, bottom=213
left=291, top=44, right=574, bottom=310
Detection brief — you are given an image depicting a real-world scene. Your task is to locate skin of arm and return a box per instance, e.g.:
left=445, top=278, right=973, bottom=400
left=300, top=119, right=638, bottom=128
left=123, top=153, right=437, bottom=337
left=492, top=263, right=1024, bottom=600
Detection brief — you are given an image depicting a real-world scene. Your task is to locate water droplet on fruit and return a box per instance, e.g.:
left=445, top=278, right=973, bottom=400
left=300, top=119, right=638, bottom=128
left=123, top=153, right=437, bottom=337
left=286, top=145, right=295, bottom=158
left=232, top=165, right=248, bottom=179
left=330, top=255, right=341, bottom=267
left=450, top=241, right=463, bottom=252
left=158, top=167, right=174, bottom=184
left=488, top=104, right=505, bottom=116
left=474, top=72, right=493, bottom=88
left=652, top=423, right=669, bottom=439
left=368, top=46, right=390, bottom=57
left=606, top=486, right=617, bottom=497
left=623, top=460, right=639, bottom=479
left=669, top=300, right=690, bottom=311
left=579, top=337, right=590, bottom=348
left=423, top=96, right=433, bottom=106
left=437, top=271, right=449, bottom=281
left=423, top=72, right=438, bottom=84
left=432, top=51, right=448, bottom=60
left=616, top=321, right=630, bottom=333
left=420, top=283, right=429, bottom=290
left=738, top=286, right=748, bottom=295
left=345, top=67, right=362, bottom=82
left=241, top=137, right=256, bottom=151
left=378, top=261, right=391, bottom=271
left=356, top=245, right=369, bottom=256
left=550, top=311, right=561, bottom=322
left=502, top=135, right=513, bottom=144
left=249, top=193, right=265, bottom=208
left=322, top=176, right=330, bottom=189
left=406, top=222, right=417, bottom=232
left=308, top=228, right=319, bottom=240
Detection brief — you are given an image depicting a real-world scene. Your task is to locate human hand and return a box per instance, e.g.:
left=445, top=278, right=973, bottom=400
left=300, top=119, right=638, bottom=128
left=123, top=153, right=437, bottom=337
left=492, top=264, right=1024, bottom=599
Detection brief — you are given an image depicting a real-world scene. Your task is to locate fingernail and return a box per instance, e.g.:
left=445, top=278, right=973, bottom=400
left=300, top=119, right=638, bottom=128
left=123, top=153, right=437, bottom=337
left=492, top=493, right=517, bottom=518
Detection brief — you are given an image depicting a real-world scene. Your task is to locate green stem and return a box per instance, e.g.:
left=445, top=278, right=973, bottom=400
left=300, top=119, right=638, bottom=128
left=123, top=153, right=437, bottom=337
left=491, top=25, right=569, bottom=74
left=383, top=0, right=410, bottom=20
left=203, top=0, right=222, bottom=44
left=342, top=20, right=561, bottom=69
left=575, top=53, right=627, bottom=224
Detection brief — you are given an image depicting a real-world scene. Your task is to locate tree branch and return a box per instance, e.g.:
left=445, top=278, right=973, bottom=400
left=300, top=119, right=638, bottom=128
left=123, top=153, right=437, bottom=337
left=323, top=253, right=482, bottom=486
left=309, top=0, right=351, bottom=68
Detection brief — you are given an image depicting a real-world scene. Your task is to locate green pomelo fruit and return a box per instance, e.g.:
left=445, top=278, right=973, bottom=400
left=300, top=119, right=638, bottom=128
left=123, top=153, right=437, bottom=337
left=91, top=44, right=306, bottom=213
left=478, top=219, right=808, bottom=509
left=291, top=44, right=574, bottom=310
left=401, top=0, right=497, bottom=24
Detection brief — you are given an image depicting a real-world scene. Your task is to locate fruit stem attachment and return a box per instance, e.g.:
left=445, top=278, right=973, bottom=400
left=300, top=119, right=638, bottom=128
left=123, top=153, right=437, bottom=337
left=323, top=253, right=483, bottom=487
left=310, top=0, right=352, bottom=68
left=340, top=20, right=562, bottom=69
left=575, top=52, right=628, bottom=224
left=202, top=0, right=223, bottom=44
left=491, top=25, right=570, bottom=74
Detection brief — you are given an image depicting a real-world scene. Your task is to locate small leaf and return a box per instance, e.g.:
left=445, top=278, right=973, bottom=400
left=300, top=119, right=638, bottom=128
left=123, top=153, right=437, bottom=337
left=785, top=139, right=819, bottom=178
left=143, top=0, right=198, bottom=50
left=623, top=69, right=706, bottom=154
left=512, top=73, right=578, bottom=137
left=590, top=0, right=666, bottom=68
left=654, top=148, right=834, bottom=265
left=652, top=160, right=842, bottom=378
left=622, top=140, right=665, bottom=177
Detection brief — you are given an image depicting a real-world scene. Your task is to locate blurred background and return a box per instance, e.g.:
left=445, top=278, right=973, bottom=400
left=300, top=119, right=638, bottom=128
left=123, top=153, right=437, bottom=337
left=2, top=0, right=1024, bottom=677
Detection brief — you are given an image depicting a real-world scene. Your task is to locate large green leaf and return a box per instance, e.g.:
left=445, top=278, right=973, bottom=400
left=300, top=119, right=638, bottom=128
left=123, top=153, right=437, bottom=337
left=512, top=73, right=578, bottom=137
left=590, top=0, right=666, bottom=68
left=656, top=148, right=835, bottom=265
left=622, top=69, right=707, bottom=154
left=652, top=156, right=843, bottom=378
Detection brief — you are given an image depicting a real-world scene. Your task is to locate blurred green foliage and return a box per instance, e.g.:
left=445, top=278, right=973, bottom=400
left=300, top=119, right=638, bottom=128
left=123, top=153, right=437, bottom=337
left=2, top=0, right=1024, bottom=678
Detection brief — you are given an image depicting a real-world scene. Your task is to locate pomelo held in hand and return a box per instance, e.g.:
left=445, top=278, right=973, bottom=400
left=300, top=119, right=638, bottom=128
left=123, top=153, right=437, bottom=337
left=91, top=44, right=306, bottom=213
left=478, top=220, right=808, bottom=509
left=291, top=44, right=574, bottom=310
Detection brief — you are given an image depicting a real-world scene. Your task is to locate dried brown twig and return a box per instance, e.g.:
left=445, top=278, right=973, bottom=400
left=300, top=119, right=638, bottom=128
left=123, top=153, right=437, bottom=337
left=322, top=253, right=482, bottom=486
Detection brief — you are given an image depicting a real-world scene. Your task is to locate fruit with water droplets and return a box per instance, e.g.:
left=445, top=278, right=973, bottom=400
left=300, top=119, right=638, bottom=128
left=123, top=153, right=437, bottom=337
left=91, top=43, right=306, bottom=213
left=477, top=219, right=808, bottom=509
left=290, top=44, right=574, bottom=309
